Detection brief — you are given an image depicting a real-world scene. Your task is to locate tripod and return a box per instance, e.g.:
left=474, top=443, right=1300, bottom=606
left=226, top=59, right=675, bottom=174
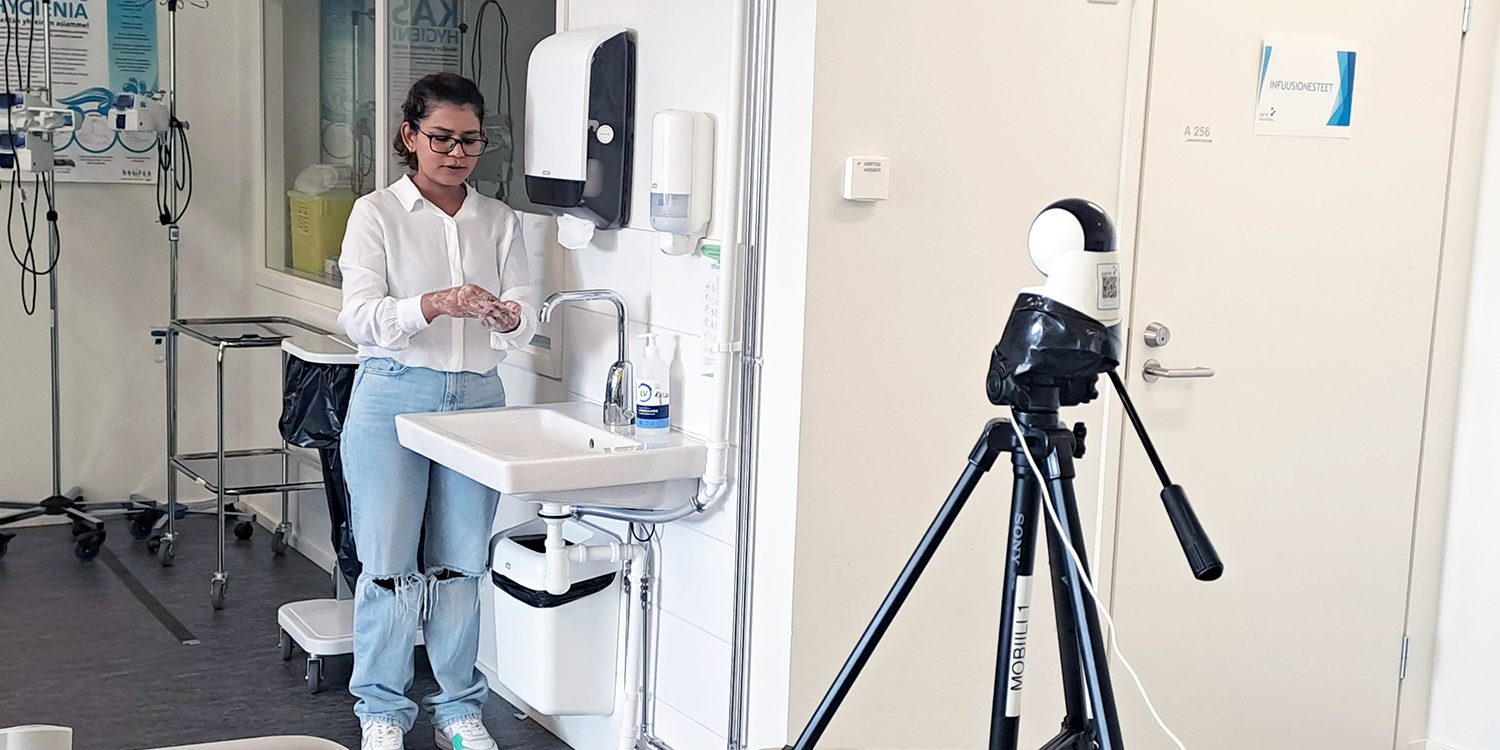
left=787, top=370, right=1221, bottom=750
left=783, top=198, right=1220, bottom=749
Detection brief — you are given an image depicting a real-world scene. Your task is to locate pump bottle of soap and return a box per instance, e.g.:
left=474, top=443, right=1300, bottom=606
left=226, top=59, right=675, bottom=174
left=635, top=333, right=671, bottom=437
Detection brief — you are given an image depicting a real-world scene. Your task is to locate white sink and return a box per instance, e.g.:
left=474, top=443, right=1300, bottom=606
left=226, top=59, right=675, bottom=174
left=395, top=401, right=706, bottom=510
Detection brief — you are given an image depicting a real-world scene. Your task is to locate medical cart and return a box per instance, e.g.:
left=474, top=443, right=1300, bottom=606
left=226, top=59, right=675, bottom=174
left=158, top=317, right=333, bottom=610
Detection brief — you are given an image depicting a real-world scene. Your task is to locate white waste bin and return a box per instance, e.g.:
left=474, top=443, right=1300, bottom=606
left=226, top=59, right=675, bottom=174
left=491, top=519, right=622, bottom=716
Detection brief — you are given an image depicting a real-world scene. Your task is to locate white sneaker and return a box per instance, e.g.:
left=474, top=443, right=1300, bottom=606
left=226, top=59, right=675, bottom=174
left=435, top=716, right=498, bottom=750
left=360, top=721, right=407, bottom=750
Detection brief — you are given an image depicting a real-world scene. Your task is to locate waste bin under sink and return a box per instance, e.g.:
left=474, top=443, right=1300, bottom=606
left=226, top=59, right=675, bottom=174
left=491, top=518, right=622, bottom=716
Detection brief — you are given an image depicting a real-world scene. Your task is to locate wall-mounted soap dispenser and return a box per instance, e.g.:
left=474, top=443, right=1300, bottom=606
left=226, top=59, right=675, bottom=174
left=525, top=26, right=637, bottom=232
left=650, top=109, right=714, bottom=255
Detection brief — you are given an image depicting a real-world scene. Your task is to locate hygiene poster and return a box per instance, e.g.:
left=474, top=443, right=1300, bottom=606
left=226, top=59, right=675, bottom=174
left=1255, top=36, right=1358, bottom=138
left=386, top=0, right=461, bottom=146
left=0, top=0, right=159, bottom=183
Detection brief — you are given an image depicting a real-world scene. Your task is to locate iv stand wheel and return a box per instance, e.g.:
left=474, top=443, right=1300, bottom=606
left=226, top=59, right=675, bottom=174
left=233, top=521, right=256, bottom=541
left=127, top=507, right=162, bottom=543
left=74, top=529, right=106, bottom=562
left=279, top=628, right=295, bottom=661
left=306, top=656, right=325, bottom=694
left=129, top=510, right=159, bottom=540
left=0, top=532, right=12, bottom=558
left=210, top=575, right=228, bottom=610
left=158, top=536, right=176, bottom=567
left=271, top=528, right=290, bottom=556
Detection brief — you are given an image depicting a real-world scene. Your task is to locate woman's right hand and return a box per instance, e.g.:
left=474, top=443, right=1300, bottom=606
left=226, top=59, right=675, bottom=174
left=421, top=284, right=504, bottom=323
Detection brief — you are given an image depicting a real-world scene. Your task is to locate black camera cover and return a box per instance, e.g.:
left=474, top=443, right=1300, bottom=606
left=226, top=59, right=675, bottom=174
left=986, top=293, right=1121, bottom=409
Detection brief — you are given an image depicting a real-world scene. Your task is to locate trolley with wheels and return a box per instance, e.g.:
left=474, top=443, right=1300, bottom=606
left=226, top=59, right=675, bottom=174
left=160, top=317, right=333, bottom=609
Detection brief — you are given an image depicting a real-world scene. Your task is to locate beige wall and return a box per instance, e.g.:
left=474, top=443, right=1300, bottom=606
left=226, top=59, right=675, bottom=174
left=779, top=2, right=1137, bottom=747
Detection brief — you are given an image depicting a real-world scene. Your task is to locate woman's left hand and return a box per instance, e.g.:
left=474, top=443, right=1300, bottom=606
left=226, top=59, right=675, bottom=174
left=481, top=300, right=523, bottom=333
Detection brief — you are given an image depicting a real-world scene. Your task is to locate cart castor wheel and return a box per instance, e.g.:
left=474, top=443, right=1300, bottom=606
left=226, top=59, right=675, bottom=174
left=306, top=657, right=324, bottom=694
left=129, top=509, right=162, bottom=540
left=211, top=577, right=227, bottom=610
left=272, top=529, right=289, bottom=556
left=74, top=530, right=105, bottom=561
left=158, top=537, right=176, bottom=567
left=279, top=629, right=295, bottom=661
left=234, top=521, right=255, bottom=541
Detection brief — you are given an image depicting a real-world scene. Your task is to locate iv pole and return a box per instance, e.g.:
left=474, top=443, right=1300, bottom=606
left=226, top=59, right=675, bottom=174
left=0, top=0, right=154, bottom=561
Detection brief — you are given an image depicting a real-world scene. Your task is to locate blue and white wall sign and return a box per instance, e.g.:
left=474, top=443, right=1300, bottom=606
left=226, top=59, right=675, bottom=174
left=1256, top=36, right=1358, bottom=139
left=0, top=0, right=160, bottom=184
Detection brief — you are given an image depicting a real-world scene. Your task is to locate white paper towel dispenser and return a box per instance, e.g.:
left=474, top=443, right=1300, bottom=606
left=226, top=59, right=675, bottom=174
left=525, top=26, right=636, bottom=231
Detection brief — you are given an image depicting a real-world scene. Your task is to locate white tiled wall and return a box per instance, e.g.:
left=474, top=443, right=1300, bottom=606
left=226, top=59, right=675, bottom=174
left=488, top=1, right=745, bottom=748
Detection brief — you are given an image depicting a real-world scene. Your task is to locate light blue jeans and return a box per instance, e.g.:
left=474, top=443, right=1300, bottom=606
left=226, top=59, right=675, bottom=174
left=342, top=357, right=506, bottom=730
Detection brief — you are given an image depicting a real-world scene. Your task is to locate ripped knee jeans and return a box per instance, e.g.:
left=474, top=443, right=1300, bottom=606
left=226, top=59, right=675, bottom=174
left=342, top=358, right=506, bottom=730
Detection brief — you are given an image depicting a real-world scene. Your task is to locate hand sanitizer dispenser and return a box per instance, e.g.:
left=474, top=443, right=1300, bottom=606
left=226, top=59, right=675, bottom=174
left=651, top=109, right=714, bottom=255
left=525, top=26, right=637, bottom=232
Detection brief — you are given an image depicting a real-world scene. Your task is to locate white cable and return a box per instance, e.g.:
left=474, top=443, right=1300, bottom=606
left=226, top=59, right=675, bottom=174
left=1007, top=410, right=1188, bottom=750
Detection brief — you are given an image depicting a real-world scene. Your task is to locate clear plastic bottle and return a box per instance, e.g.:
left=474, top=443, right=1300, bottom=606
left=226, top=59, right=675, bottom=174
left=635, top=333, right=671, bottom=437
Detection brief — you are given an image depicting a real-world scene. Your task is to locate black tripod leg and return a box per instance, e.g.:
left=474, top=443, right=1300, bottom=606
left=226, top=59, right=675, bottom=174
left=1037, top=501, right=1094, bottom=750
left=1045, top=469, right=1126, bottom=750
left=789, top=421, right=1010, bottom=750
left=988, top=457, right=1043, bottom=750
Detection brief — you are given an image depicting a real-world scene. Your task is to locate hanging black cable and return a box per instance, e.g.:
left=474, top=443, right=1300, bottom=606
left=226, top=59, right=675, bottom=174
left=155, top=116, right=192, bottom=225
left=468, top=1, right=516, bottom=201
left=2, top=0, right=58, bottom=314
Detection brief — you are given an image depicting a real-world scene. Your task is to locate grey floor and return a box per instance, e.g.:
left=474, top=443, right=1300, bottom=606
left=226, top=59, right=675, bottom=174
left=0, top=515, right=567, bottom=750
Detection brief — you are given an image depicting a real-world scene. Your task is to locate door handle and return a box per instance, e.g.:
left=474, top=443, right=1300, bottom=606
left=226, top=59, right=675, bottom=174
left=1142, top=359, right=1215, bottom=383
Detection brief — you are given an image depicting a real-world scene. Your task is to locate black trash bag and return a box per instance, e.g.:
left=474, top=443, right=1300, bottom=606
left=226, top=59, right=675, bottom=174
left=281, top=357, right=361, bottom=589
left=280, top=357, right=357, bottom=448
left=319, top=444, right=362, bottom=588
left=986, top=293, right=1121, bottom=409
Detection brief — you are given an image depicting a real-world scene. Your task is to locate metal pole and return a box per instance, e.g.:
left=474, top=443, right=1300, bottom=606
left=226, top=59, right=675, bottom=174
left=41, top=0, right=53, bottom=81
left=41, top=0, right=61, bottom=499
left=47, top=240, right=60, bottom=497
left=215, top=344, right=227, bottom=578
left=167, top=1, right=179, bottom=320
left=279, top=352, right=291, bottom=545
left=160, top=0, right=183, bottom=563
left=727, top=0, right=776, bottom=745
left=163, top=325, right=178, bottom=557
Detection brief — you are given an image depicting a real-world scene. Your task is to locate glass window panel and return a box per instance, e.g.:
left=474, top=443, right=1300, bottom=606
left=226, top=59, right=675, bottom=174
left=264, top=1, right=553, bottom=290
left=264, top=0, right=376, bottom=288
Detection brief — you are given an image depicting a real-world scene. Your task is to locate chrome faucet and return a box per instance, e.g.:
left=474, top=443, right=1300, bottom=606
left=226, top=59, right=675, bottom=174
left=539, top=289, right=634, bottom=428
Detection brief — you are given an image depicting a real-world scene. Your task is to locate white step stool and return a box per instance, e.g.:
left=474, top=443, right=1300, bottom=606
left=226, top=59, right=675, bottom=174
left=277, top=598, right=424, bottom=693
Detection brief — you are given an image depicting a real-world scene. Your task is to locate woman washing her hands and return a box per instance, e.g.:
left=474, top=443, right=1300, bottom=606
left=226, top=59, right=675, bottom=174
left=336, top=72, right=535, bottom=750
left=421, top=283, right=522, bottom=332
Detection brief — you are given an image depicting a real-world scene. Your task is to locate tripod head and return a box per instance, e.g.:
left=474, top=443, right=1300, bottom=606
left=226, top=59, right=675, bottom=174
left=987, top=199, right=1123, bottom=410
left=988, top=199, right=1223, bottom=581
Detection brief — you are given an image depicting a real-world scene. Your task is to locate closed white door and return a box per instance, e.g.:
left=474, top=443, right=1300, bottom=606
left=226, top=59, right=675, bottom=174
left=1109, top=2, right=1464, bottom=748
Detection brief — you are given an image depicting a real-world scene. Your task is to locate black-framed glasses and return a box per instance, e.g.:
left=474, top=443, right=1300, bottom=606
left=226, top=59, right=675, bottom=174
left=419, top=129, right=488, bottom=157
